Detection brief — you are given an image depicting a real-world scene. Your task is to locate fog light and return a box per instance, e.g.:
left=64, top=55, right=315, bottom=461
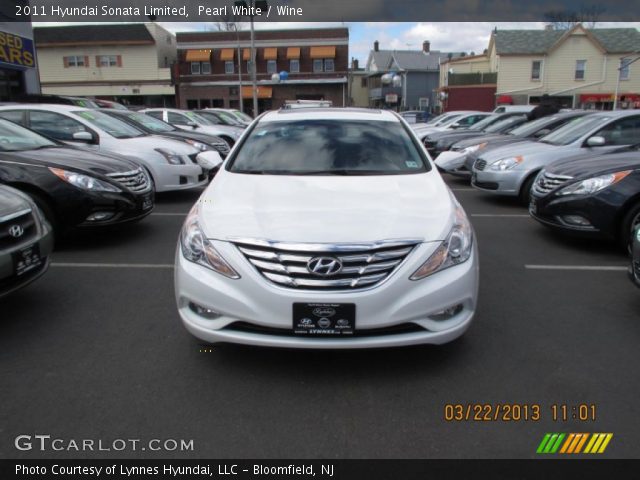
left=428, top=304, right=463, bottom=321
left=189, top=302, right=222, bottom=320
left=86, top=212, right=115, bottom=222
left=560, top=215, right=591, bottom=227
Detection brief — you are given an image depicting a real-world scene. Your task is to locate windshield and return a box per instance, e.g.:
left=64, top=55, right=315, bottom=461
left=74, top=110, right=146, bottom=139
left=468, top=115, right=504, bottom=131
left=484, top=116, right=525, bottom=133
left=121, top=112, right=175, bottom=133
left=234, top=111, right=252, bottom=122
left=425, top=112, right=454, bottom=125
left=213, top=110, right=244, bottom=125
left=228, top=119, right=429, bottom=175
left=540, top=115, right=612, bottom=146
left=0, top=118, right=58, bottom=151
left=508, top=115, right=561, bottom=137
left=184, top=111, right=214, bottom=125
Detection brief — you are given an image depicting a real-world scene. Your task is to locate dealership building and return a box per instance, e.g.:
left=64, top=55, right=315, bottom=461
left=0, top=21, right=40, bottom=101
left=175, top=28, right=349, bottom=116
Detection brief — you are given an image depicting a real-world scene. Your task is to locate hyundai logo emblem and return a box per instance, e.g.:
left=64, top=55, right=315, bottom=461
left=8, top=224, right=24, bottom=238
left=307, top=256, right=343, bottom=276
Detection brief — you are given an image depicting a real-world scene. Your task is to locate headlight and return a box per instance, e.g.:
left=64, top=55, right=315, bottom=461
left=410, top=202, right=473, bottom=280
left=155, top=148, right=185, bottom=165
left=184, top=139, right=210, bottom=151
left=462, top=143, right=487, bottom=154
left=49, top=167, right=121, bottom=192
left=558, top=170, right=631, bottom=196
left=489, top=155, right=524, bottom=171
left=180, top=206, right=240, bottom=279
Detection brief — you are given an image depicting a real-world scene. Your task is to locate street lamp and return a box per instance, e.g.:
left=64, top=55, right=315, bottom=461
left=613, top=50, right=640, bottom=110
left=234, top=0, right=268, bottom=117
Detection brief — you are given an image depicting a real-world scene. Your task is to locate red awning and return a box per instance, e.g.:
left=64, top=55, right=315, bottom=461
left=496, top=95, right=513, bottom=105
left=579, top=93, right=615, bottom=103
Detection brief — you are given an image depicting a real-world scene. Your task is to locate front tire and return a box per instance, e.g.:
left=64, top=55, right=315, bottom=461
left=620, top=201, right=640, bottom=251
left=519, top=173, right=537, bottom=206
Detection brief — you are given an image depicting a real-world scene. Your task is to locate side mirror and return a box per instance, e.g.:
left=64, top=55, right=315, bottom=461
left=187, top=121, right=198, bottom=129
left=195, top=150, right=223, bottom=171
left=534, top=129, right=551, bottom=138
left=586, top=136, right=606, bottom=147
left=449, top=123, right=461, bottom=129
left=72, top=131, right=94, bottom=142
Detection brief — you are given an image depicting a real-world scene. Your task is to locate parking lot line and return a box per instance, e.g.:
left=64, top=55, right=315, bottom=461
left=525, top=265, right=627, bottom=271
left=51, top=262, right=175, bottom=269
left=470, top=214, right=530, bottom=218
left=450, top=188, right=475, bottom=191
left=151, top=212, right=188, bottom=216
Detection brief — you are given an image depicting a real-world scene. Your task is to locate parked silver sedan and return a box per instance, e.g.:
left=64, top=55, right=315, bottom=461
left=471, top=110, right=640, bottom=203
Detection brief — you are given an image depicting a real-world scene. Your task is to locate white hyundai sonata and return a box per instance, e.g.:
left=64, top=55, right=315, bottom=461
left=174, top=108, right=478, bottom=349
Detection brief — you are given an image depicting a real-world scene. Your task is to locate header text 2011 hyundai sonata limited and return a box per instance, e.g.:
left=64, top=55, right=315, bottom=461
left=174, top=109, right=479, bottom=349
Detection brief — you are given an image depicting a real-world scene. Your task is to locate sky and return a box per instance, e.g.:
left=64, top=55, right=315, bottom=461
left=157, top=21, right=640, bottom=64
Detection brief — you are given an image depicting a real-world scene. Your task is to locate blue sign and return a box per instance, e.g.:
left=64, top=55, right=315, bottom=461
left=0, top=31, right=36, bottom=70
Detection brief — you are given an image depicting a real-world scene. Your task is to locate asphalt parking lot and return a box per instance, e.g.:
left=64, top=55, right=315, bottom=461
left=1, top=174, right=639, bottom=459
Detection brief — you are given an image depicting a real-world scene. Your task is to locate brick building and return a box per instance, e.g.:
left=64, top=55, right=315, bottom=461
left=175, top=28, right=348, bottom=116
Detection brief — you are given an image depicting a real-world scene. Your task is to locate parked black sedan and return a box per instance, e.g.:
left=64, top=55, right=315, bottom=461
left=630, top=223, right=640, bottom=287
left=529, top=147, right=640, bottom=247
left=102, top=109, right=230, bottom=158
left=0, top=118, right=154, bottom=234
left=0, top=184, right=53, bottom=297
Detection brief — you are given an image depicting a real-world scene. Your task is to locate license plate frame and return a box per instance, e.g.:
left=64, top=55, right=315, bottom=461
left=12, top=243, right=42, bottom=277
left=292, top=303, right=356, bottom=336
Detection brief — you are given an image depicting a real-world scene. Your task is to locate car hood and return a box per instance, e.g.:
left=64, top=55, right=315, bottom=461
left=159, top=130, right=225, bottom=145
left=116, top=136, right=199, bottom=155
left=0, top=185, right=31, bottom=218
left=453, top=134, right=511, bottom=149
left=546, top=150, right=640, bottom=178
left=198, top=171, right=455, bottom=243
left=476, top=140, right=558, bottom=162
left=0, top=146, right=141, bottom=175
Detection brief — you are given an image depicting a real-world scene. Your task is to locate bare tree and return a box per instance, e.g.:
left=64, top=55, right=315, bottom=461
left=544, top=5, right=605, bottom=29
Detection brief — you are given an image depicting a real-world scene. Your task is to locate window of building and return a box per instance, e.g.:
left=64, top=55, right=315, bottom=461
left=267, top=60, right=277, bottom=74
left=620, top=59, right=630, bottom=80
left=361, top=77, right=367, bottom=88
left=531, top=60, right=541, bottom=80
left=201, top=62, right=211, bottom=74
left=575, top=60, right=586, bottom=80
left=289, top=59, right=300, bottom=73
left=246, top=60, right=253, bottom=74
left=324, top=59, right=335, bottom=72
left=191, top=62, right=201, bottom=74
left=313, top=59, right=323, bottom=73
left=200, top=99, right=212, bottom=108
left=65, top=56, right=86, bottom=67
left=186, top=100, right=199, bottom=109
left=225, top=61, right=234, bottom=74
left=98, top=55, right=118, bottom=67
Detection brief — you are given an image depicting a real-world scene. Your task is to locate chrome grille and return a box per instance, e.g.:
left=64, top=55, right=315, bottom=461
left=107, top=168, right=150, bottom=193
left=234, top=239, right=419, bottom=290
left=474, top=159, right=487, bottom=171
left=533, top=171, right=573, bottom=195
left=0, top=209, right=37, bottom=250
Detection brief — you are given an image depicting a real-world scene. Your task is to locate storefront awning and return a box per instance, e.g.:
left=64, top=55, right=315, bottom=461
left=496, top=94, right=513, bottom=104
left=263, top=48, right=278, bottom=60
left=220, top=49, right=234, bottom=61
left=242, top=49, right=251, bottom=61
left=580, top=93, right=640, bottom=103
left=286, top=47, right=301, bottom=59
left=185, top=50, right=211, bottom=62
left=241, top=86, right=273, bottom=99
left=309, top=46, right=336, bottom=59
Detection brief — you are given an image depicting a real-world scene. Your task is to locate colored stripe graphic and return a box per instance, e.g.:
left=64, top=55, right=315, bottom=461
left=538, top=433, right=613, bottom=454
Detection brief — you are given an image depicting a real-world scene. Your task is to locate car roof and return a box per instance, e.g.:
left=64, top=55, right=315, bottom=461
left=0, top=103, right=90, bottom=112
left=258, top=108, right=399, bottom=123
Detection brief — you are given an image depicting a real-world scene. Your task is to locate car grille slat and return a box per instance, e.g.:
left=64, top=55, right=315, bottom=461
left=533, top=171, right=573, bottom=195
left=234, top=240, right=418, bottom=290
left=0, top=210, right=38, bottom=250
left=106, top=168, right=151, bottom=193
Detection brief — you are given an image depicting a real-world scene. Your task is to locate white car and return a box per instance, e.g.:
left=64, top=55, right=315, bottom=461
left=412, top=111, right=489, bottom=139
left=174, top=108, right=479, bottom=349
left=142, top=108, right=244, bottom=147
left=0, top=105, right=221, bottom=192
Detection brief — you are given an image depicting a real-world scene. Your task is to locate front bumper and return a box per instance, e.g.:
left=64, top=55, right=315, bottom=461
left=75, top=189, right=155, bottom=228
left=175, top=240, right=479, bottom=349
left=0, top=226, right=54, bottom=297
left=528, top=192, right=616, bottom=240
left=152, top=163, right=208, bottom=193
left=471, top=168, right=526, bottom=196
